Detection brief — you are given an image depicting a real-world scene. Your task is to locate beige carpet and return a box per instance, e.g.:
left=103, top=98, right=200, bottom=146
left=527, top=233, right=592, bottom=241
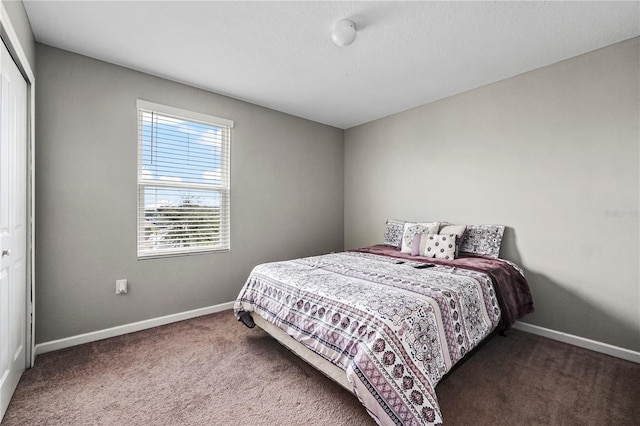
left=2, top=310, right=639, bottom=425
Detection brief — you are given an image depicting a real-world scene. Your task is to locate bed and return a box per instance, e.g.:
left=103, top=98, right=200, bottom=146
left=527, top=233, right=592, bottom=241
left=234, top=222, right=534, bottom=425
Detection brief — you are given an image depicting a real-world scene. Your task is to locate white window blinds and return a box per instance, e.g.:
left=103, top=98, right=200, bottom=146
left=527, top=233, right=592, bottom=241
left=137, top=100, right=233, bottom=258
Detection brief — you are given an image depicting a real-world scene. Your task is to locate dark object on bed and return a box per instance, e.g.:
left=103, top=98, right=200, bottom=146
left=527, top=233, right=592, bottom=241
left=413, top=263, right=435, bottom=269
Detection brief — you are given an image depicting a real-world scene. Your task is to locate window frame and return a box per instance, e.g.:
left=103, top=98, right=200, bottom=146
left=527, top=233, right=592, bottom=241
left=136, top=99, right=233, bottom=259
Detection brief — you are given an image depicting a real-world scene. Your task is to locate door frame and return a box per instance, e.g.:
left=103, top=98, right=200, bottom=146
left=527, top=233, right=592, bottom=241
left=1, top=2, right=36, bottom=368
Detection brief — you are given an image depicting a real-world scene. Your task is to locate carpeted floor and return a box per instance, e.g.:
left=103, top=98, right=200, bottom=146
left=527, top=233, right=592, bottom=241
left=2, top=310, right=639, bottom=425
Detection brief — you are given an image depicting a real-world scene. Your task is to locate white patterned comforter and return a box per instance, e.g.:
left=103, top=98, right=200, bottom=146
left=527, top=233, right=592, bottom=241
left=234, top=251, right=502, bottom=425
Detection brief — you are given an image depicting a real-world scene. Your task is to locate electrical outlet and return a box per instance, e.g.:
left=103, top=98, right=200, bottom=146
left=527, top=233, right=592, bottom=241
left=116, top=279, right=128, bottom=295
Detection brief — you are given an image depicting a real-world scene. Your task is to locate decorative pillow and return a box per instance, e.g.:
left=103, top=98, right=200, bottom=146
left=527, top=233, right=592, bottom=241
left=439, top=224, right=467, bottom=256
left=383, top=219, right=405, bottom=248
left=400, top=222, right=440, bottom=254
left=419, top=233, right=457, bottom=260
left=459, top=224, right=505, bottom=258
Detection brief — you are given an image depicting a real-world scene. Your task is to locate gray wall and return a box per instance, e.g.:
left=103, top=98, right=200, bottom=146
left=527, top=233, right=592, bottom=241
left=345, top=38, right=639, bottom=351
left=35, top=44, right=344, bottom=344
left=1, top=0, right=36, bottom=71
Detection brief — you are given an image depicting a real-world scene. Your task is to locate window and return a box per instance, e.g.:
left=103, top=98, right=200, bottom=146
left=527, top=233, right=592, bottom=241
left=137, top=100, right=233, bottom=258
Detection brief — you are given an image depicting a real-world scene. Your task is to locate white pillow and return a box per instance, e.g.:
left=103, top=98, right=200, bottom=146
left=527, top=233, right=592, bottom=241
left=400, top=222, right=440, bottom=253
left=419, top=233, right=457, bottom=260
left=439, top=224, right=467, bottom=256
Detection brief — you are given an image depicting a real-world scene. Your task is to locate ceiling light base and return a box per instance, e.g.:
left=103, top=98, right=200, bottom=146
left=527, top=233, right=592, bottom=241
left=331, top=19, right=357, bottom=47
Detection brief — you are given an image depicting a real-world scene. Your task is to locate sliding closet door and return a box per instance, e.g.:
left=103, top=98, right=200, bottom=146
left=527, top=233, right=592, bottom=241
left=0, top=38, right=28, bottom=422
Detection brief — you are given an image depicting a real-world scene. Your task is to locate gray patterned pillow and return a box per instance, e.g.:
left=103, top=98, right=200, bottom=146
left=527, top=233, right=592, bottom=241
left=459, top=225, right=505, bottom=258
left=383, top=219, right=405, bottom=248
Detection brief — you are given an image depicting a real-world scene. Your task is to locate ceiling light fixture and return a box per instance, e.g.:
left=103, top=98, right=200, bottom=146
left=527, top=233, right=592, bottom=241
left=331, top=19, right=357, bottom=47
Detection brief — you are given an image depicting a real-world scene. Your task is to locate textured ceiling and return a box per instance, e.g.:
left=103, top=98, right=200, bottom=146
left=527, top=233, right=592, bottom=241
left=23, top=1, right=640, bottom=129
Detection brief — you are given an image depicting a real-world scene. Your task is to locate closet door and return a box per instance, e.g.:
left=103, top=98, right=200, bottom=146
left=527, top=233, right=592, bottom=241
left=0, top=38, right=28, bottom=422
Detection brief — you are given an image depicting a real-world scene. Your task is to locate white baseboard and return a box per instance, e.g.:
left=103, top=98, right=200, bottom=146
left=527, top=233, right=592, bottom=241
left=512, top=321, right=640, bottom=364
left=34, top=301, right=235, bottom=356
